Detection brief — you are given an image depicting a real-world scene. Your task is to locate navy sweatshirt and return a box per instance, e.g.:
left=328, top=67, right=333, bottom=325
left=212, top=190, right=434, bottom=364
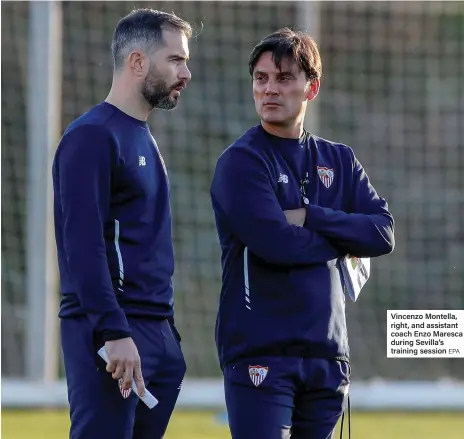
left=210, top=125, right=394, bottom=368
left=53, top=102, right=175, bottom=342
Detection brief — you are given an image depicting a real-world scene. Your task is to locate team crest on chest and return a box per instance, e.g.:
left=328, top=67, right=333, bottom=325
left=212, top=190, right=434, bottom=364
left=317, top=166, right=334, bottom=188
left=248, top=365, right=268, bottom=387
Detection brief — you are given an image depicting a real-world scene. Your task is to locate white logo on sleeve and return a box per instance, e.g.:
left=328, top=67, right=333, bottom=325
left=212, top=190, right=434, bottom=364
left=139, top=156, right=146, bottom=166
left=278, top=173, right=288, bottom=183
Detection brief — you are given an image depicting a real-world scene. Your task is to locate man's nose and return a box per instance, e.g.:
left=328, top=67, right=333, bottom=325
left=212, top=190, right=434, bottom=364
left=179, top=65, right=191, bottom=83
left=264, top=81, right=278, bottom=95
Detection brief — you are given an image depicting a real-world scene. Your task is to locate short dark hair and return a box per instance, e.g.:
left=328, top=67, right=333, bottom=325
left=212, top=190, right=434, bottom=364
left=248, top=28, right=322, bottom=81
left=111, top=8, right=192, bottom=69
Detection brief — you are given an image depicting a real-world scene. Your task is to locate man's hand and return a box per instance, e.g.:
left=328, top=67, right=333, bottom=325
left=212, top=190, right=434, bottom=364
left=105, top=337, right=145, bottom=396
left=283, top=208, right=306, bottom=227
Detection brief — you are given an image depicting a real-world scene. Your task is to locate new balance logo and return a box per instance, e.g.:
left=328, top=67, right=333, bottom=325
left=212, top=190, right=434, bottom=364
left=278, top=173, right=288, bottom=183
left=139, top=156, right=146, bottom=166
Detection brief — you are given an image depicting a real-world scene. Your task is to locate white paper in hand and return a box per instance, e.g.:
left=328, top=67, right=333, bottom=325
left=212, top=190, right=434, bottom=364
left=340, top=255, right=370, bottom=302
left=97, top=346, right=158, bottom=409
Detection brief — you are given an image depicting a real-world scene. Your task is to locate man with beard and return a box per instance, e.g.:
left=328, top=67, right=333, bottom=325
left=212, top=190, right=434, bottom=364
left=52, top=9, right=192, bottom=439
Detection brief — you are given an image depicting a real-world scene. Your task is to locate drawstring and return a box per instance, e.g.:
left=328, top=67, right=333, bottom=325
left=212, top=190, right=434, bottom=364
left=339, top=394, right=351, bottom=439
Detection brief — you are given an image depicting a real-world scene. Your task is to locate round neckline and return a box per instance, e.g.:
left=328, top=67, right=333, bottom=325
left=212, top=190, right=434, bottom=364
left=259, top=124, right=308, bottom=147
left=102, top=102, right=148, bottom=128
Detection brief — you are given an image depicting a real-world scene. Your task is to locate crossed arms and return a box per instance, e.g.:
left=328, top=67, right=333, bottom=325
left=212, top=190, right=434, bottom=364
left=211, top=147, right=394, bottom=265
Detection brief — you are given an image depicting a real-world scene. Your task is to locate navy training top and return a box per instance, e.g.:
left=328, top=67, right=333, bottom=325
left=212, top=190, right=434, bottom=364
left=53, top=102, right=175, bottom=342
left=210, top=124, right=394, bottom=368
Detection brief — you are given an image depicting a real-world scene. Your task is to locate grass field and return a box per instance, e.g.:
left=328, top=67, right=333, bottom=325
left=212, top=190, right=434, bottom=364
left=2, top=409, right=464, bottom=439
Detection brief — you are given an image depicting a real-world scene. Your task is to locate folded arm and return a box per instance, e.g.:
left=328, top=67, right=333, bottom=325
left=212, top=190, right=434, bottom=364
left=305, top=148, right=394, bottom=258
left=211, top=147, right=343, bottom=266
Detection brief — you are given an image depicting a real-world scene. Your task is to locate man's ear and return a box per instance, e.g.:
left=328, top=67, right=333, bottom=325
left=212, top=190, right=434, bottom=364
left=306, top=78, right=320, bottom=101
left=127, top=51, right=149, bottom=78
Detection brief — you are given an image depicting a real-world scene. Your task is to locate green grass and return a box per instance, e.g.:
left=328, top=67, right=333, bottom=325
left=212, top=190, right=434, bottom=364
left=1, top=409, right=463, bottom=439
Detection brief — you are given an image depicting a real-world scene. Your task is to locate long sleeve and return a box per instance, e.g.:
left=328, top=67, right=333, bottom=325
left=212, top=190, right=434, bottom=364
left=57, top=124, right=131, bottom=340
left=305, top=148, right=394, bottom=258
left=211, top=147, right=342, bottom=266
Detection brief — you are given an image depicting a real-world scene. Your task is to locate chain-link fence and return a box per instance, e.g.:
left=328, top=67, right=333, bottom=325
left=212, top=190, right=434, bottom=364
left=2, top=1, right=463, bottom=381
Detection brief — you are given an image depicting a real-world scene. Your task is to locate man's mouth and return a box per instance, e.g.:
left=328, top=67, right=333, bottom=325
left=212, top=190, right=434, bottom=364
left=173, top=83, right=186, bottom=92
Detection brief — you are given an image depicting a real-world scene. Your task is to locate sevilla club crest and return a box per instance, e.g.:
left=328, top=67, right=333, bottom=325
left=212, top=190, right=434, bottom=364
left=248, top=365, right=269, bottom=387
left=317, top=166, right=334, bottom=188
left=118, top=378, right=132, bottom=399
